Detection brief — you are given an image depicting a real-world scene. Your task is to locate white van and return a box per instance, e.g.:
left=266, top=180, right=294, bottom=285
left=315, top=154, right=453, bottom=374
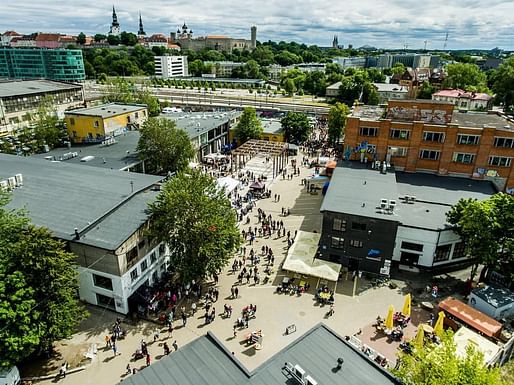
left=0, top=366, right=20, bottom=385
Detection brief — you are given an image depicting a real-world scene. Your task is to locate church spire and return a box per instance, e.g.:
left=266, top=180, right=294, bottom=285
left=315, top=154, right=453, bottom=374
left=138, top=12, right=146, bottom=36
left=112, top=6, right=119, bottom=27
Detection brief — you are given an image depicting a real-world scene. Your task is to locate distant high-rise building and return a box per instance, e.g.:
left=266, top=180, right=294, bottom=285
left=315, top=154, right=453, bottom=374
left=154, top=55, right=188, bottom=78
left=137, top=12, right=146, bottom=38
left=109, top=6, right=121, bottom=36
left=251, top=26, right=257, bottom=50
left=0, top=48, right=86, bottom=82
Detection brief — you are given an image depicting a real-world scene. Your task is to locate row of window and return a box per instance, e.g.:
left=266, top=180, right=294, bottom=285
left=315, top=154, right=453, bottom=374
left=400, top=241, right=467, bottom=263
left=360, top=127, right=514, bottom=148
left=332, top=219, right=368, bottom=232
left=330, top=236, right=363, bottom=249
left=130, top=251, right=159, bottom=282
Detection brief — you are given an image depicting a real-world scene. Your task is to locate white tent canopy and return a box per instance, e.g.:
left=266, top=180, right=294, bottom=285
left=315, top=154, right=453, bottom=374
left=282, top=231, right=341, bottom=282
left=216, top=176, right=240, bottom=195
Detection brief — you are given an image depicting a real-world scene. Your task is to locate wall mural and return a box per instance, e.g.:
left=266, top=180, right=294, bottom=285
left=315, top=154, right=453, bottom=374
left=386, top=106, right=451, bottom=124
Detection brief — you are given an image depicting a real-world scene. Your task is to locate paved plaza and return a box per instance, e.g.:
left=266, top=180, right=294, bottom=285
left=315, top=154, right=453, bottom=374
left=26, top=150, right=412, bottom=384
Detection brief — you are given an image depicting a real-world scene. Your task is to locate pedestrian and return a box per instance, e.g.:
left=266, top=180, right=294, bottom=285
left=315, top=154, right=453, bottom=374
left=181, top=312, right=187, bottom=326
left=153, top=328, right=160, bottom=342
left=126, top=363, right=132, bottom=375
left=146, top=353, right=151, bottom=367
left=168, top=323, right=174, bottom=338
left=59, top=361, right=67, bottom=378
left=234, top=287, right=239, bottom=298
left=231, top=286, right=235, bottom=299
left=112, top=344, right=118, bottom=356
left=172, top=340, right=178, bottom=351
left=105, top=335, right=111, bottom=348
left=233, top=326, right=237, bottom=338
left=163, top=342, right=170, bottom=355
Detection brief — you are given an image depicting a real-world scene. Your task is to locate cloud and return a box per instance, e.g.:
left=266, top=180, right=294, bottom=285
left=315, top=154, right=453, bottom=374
left=1, top=0, right=513, bottom=49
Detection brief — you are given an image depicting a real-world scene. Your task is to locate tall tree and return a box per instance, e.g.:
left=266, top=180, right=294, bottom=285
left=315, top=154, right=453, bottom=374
left=446, top=193, right=514, bottom=281
left=327, top=102, right=350, bottom=146
left=280, top=112, right=312, bottom=143
left=148, top=170, right=242, bottom=283
left=234, top=107, right=263, bottom=144
left=76, top=32, right=86, bottom=45
left=0, top=193, right=86, bottom=368
left=31, top=96, right=63, bottom=148
left=94, top=34, right=107, bottom=42
left=393, top=331, right=506, bottom=385
left=492, top=56, right=514, bottom=112
left=137, top=117, right=195, bottom=174
left=443, top=63, right=488, bottom=92
left=120, top=31, right=138, bottom=46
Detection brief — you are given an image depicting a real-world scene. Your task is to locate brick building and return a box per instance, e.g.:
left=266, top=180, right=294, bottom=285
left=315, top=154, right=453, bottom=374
left=344, top=100, right=514, bottom=193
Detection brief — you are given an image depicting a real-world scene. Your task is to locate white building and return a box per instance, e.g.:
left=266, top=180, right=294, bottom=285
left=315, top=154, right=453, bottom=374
left=372, top=83, right=408, bottom=103
left=0, top=154, right=169, bottom=314
left=154, top=55, right=189, bottom=78
left=432, top=89, right=493, bottom=111
left=332, top=56, right=366, bottom=70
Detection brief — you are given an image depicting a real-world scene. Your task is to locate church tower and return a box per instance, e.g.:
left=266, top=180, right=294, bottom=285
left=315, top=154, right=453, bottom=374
left=137, top=12, right=146, bottom=38
left=332, top=35, right=339, bottom=49
left=109, top=6, right=121, bottom=36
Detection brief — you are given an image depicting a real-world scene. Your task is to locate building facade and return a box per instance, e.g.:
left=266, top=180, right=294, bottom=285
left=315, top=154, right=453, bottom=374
left=0, top=48, right=85, bottom=82
left=344, top=99, right=514, bottom=193
left=65, top=103, right=148, bottom=143
left=204, top=61, right=245, bottom=78
left=377, top=54, right=440, bottom=69
left=432, top=89, right=493, bottom=111
left=154, top=55, right=189, bottom=78
left=0, top=79, right=84, bottom=136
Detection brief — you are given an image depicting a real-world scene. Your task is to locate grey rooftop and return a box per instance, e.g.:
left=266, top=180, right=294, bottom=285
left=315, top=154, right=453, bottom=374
left=0, top=79, right=82, bottom=98
left=472, top=285, right=514, bottom=309
left=162, top=110, right=241, bottom=139
left=65, top=103, right=147, bottom=119
left=120, top=324, right=401, bottom=385
left=451, top=111, right=514, bottom=131
left=0, top=154, right=163, bottom=250
left=321, top=161, right=496, bottom=230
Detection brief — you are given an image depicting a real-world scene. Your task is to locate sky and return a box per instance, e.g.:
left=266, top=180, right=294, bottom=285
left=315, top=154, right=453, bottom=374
left=1, top=1, right=514, bottom=50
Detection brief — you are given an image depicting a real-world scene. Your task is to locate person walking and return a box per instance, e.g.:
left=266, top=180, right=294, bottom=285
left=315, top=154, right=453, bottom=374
left=181, top=312, right=187, bottom=327
left=191, top=302, right=197, bottom=315
left=126, top=363, right=131, bottom=375
left=234, top=287, right=239, bottom=298
left=233, top=326, right=237, bottom=338
left=163, top=342, right=170, bottom=355
left=168, top=323, right=174, bottom=338
left=146, top=353, right=151, bottom=367
left=112, top=344, right=118, bottom=356
left=105, top=335, right=111, bottom=348
left=172, top=340, right=178, bottom=351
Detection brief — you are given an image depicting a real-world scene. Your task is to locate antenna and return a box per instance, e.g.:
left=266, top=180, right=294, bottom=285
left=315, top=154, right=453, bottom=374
left=443, top=32, right=449, bottom=50
left=423, top=40, right=428, bottom=51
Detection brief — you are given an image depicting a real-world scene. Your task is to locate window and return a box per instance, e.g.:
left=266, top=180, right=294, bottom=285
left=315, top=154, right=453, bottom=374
left=388, top=146, right=408, bottom=157
left=96, top=293, right=115, bottom=309
left=351, top=222, right=367, bottom=231
left=150, top=252, right=157, bottom=264
left=93, top=274, right=113, bottom=291
left=452, top=242, right=467, bottom=259
left=138, top=239, right=146, bottom=250
left=130, top=268, right=139, bottom=282
left=126, top=247, right=138, bottom=265
left=457, top=134, right=480, bottom=145
left=489, top=156, right=512, bottom=167
left=349, top=239, right=363, bottom=248
left=135, top=112, right=139, bottom=119
left=434, top=244, right=452, bottom=262
left=494, top=137, right=514, bottom=148
left=332, top=218, right=346, bottom=231
left=331, top=236, right=344, bottom=249
left=159, top=244, right=166, bottom=254
left=359, top=127, right=378, bottom=136
left=140, top=259, right=148, bottom=272
left=452, top=153, right=476, bottom=164
left=94, top=120, right=99, bottom=128
left=419, top=149, right=440, bottom=160
left=401, top=241, right=424, bottom=252
left=390, top=129, right=410, bottom=140
left=70, top=117, right=75, bottom=125
left=423, top=131, right=445, bottom=142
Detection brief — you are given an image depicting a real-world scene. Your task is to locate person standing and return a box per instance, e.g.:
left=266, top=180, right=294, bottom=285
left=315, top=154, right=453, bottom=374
left=112, top=344, right=118, bottom=356
left=172, top=340, right=178, bottom=351
left=191, top=302, right=197, bottom=315
left=146, top=353, right=151, bottom=367
left=163, top=342, right=170, bottom=355
left=105, top=335, right=111, bottom=348
left=181, top=312, right=187, bottom=326
left=234, top=287, right=239, bottom=298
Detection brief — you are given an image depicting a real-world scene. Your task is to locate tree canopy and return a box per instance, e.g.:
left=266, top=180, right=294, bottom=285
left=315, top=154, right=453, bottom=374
left=137, top=117, right=195, bottom=175
left=234, top=107, right=263, bottom=144
left=446, top=193, right=514, bottom=281
left=393, top=330, right=506, bottom=385
left=280, top=112, right=312, bottom=144
left=76, top=32, right=86, bottom=45
left=0, top=193, right=86, bottom=368
left=492, top=56, right=514, bottom=112
left=443, top=63, right=489, bottom=92
left=103, top=78, right=161, bottom=117
left=148, top=170, right=242, bottom=283
left=327, top=102, right=350, bottom=145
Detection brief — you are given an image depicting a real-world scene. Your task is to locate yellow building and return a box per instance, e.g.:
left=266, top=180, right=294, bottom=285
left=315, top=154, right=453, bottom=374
left=229, top=118, right=285, bottom=144
left=65, top=103, right=148, bottom=144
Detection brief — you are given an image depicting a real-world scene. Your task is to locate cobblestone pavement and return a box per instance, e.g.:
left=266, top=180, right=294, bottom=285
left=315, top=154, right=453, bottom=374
left=29, top=151, right=410, bottom=385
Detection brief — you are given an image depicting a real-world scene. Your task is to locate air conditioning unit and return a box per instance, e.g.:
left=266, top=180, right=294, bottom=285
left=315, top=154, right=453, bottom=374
left=305, top=375, right=318, bottom=385
left=294, top=365, right=306, bottom=380
left=0, top=180, right=9, bottom=191
left=7, top=177, right=16, bottom=188
left=380, top=198, right=388, bottom=209
left=389, top=200, right=396, bottom=211
left=15, top=173, right=23, bottom=186
left=410, top=196, right=416, bottom=203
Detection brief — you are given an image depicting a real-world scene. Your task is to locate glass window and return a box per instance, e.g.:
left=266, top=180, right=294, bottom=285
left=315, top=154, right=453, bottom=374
left=452, top=153, right=476, bottom=164
left=359, top=127, right=378, bottom=136
left=452, top=242, right=467, bottom=259
left=434, top=244, right=452, bottom=262
left=419, top=149, right=440, bottom=160
left=388, top=146, right=408, bottom=157
left=494, top=137, right=514, bottom=148
left=130, top=269, right=139, bottom=282
left=332, top=218, right=346, bottom=231
left=457, top=134, right=480, bottom=145
left=423, top=131, right=445, bottom=142
left=351, top=222, right=367, bottom=231
left=94, top=120, right=99, bottom=128
left=150, top=252, right=157, bottom=264
left=138, top=239, right=146, bottom=249
left=70, top=117, right=75, bottom=125
left=401, top=241, right=424, bottom=252
left=390, top=129, right=410, bottom=140
left=141, top=259, right=148, bottom=272
left=349, top=239, right=363, bottom=248
left=96, top=293, right=115, bottom=309
left=488, top=156, right=512, bottom=167
left=331, top=236, right=344, bottom=249
left=93, top=274, right=113, bottom=291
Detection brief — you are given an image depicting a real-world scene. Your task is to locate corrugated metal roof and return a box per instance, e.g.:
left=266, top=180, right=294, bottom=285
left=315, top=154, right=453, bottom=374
left=0, top=79, right=82, bottom=98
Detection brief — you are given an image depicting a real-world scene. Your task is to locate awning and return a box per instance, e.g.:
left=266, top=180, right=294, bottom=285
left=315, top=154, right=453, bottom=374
left=282, top=231, right=341, bottom=282
left=249, top=181, right=265, bottom=190
left=216, top=177, right=239, bottom=195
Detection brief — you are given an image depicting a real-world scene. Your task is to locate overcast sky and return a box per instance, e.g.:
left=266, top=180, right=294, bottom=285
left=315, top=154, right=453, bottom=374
left=2, top=1, right=513, bottom=50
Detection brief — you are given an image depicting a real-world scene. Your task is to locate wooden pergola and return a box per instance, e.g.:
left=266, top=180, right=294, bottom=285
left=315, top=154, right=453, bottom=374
left=231, top=139, right=289, bottom=179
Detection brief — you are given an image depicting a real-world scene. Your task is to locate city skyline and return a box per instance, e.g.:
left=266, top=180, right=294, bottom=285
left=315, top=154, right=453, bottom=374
left=1, top=1, right=514, bottom=50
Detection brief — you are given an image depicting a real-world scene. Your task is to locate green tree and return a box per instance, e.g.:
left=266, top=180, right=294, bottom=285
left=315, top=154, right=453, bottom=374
left=446, top=193, right=514, bottom=281
left=120, top=31, right=138, bottom=46
left=391, top=62, right=406, bottom=76
left=303, top=71, right=327, bottom=96
left=107, top=35, right=120, bottom=46
left=234, top=107, right=263, bottom=144
left=94, top=34, right=107, bottom=42
left=443, top=63, right=488, bottom=91
left=0, top=193, right=86, bottom=368
left=362, top=82, right=379, bottom=105
left=189, top=59, right=205, bottom=77
left=283, top=78, right=297, bottom=96
left=137, top=117, right=195, bottom=174
left=280, top=112, right=312, bottom=143
left=31, top=96, right=63, bottom=148
left=492, top=56, right=514, bottom=112
left=393, top=331, right=506, bottom=385
left=148, top=170, right=242, bottom=283
left=417, top=80, right=436, bottom=99
left=327, top=102, right=350, bottom=145
left=76, top=32, right=86, bottom=45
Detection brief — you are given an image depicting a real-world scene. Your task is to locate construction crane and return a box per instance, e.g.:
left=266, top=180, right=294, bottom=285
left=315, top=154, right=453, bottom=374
left=443, top=32, right=449, bottom=50
left=423, top=40, right=428, bottom=51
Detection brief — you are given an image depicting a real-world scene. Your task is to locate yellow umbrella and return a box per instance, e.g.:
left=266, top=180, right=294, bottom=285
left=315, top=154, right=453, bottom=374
left=402, top=294, right=412, bottom=318
left=433, top=311, right=445, bottom=337
left=385, top=305, right=394, bottom=330
left=415, top=325, right=425, bottom=346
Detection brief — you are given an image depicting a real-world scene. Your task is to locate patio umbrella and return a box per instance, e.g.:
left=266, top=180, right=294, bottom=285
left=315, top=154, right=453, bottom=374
left=402, top=293, right=412, bottom=317
left=433, top=311, right=445, bottom=337
left=385, top=305, right=394, bottom=330
left=415, top=325, right=425, bottom=346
